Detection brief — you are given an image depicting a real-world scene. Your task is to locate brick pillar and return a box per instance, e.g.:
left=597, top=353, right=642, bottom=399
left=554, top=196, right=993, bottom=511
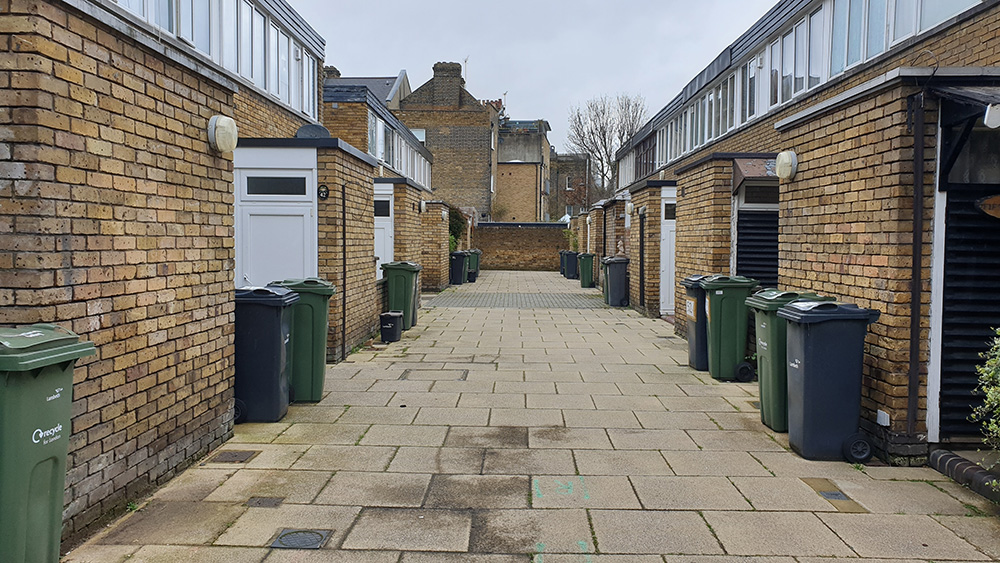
left=627, top=186, right=662, bottom=318
left=421, top=202, right=449, bottom=290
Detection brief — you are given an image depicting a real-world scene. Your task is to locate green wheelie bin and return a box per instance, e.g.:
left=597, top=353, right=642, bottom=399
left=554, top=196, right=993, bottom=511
left=269, top=278, right=336, bottom=403
left=0, top=324, right=95, bottom=563
left=467, top=249, right=482, bottom=283
left=381, top=261, right=423, bottom=330
left=745, top=289, right=831, bottom=431
left=701, top=275, right=758, bottom=382
left=579, top=253, right=595, bottom=288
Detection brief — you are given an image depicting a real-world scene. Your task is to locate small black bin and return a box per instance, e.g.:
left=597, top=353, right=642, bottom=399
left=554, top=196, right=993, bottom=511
left=381, top=311, right=404, bottom=343
left=680, top=275, right=710, bottom=371
left=449, top=251, right=467, bottom=285
left=234, top=286, right=299, bottom=423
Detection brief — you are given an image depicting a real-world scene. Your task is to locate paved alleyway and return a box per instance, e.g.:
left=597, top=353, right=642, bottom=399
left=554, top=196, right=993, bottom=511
left=65, top=271, right=1000, bottom=562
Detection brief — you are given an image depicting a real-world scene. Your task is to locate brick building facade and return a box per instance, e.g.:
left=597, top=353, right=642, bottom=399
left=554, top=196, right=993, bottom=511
left=612, top=0, right=1000, bottom=462
left=395, top=62, right=501, bottom=220
left=550, top=153, right=591, bottom=220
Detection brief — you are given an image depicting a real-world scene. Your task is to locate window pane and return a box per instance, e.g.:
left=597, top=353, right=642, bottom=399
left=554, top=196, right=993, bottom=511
left=714, top=86, right=722, bottom=136
left=247, top=177, right=306, bottom=195
left=279, top=31, right=290, bottom=102
left=794, top=22, right=806, bottom=93
left=291, top=45, right=302, bottom=111
left=769, top=41, right=780, bottom=106
left=268, top=24, right=279, bottom=95
left=920, top=0, right=978, bottom=30
left=847, top=0, right=864, bottom=66
left=368, top=112, right=377, bottom=156
left=252, top=10, right=265, bottom=88
left=179, top=0, right=192, bottom=40
left=867, top=0, right=887, bottom=58
left=808, top=9, right=824, bottom=88
left=831, top=0, right=848, bottom=75
left=239, top=1, right=252, bottom=76
left=193, top=0, right=210, bottom=52
left=663, top=204, right=677, bottom=220
left=156, top=0, right=174, bottom=32
left=747, top=61, right=756, bottom=117
left=120, top=0, right=145, bottom=16
left=726, top=76, right=735, bottom=130
left=374, top=200, right=391, bottom=217
left=222, top=0, right=238, bottom=71
left=894, top=0, right=916, bottom=40
left=782, top=32, right=793, bottom=101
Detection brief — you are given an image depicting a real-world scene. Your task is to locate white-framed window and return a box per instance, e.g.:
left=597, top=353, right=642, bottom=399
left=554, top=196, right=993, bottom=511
left=769, top=40, right=780, bottom=107
left=252, top=9, right=265, bottom=89
left=808, top=9, right=825, bottom=88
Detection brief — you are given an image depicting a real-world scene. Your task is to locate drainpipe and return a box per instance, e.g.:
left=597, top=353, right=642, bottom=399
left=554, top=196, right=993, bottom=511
left=907, top=93, right=925, bottom=437
left=342, top=182, right=348, bottom=362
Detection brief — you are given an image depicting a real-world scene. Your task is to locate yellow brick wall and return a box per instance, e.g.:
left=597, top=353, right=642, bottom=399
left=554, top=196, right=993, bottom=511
left=494, top=163, right=540, bottom=221
left=235, top=88, right=312, bottom=139
left=392, top=182, right=423, bottom=264
left=421, top=202, right=449, bottom=290
left=628, top=187, right=662, bottom=317
left=322, top=101, right=370, bottom=153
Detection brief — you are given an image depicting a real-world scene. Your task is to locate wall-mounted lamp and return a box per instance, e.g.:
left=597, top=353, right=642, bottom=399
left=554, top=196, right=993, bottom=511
left=208, top=115, right=239, bottom=152
left=776, top=150, right=799, bottom=181
left=586, top=215, right=592, bottom=225
left=985, top=104, right=1000, bottom=129
left=625, top=202, right=634, bottom=215
left=420, top=200, right=427, bottom=213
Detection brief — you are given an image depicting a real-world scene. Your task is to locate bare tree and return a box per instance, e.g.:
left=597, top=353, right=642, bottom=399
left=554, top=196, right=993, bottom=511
left=566, top=93, right=647, bottom=200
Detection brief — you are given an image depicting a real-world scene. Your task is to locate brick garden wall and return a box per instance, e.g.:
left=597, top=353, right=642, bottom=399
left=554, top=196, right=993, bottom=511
left=473, top=223, right=566, bottom=271
left=628, top=187, right=662, bottom=317
left=494, top=162, right=539, bottom=222
left=391, top=181, right=425, bottom=264
left=0, top=2, right=238, bottom=543
left=317, top=148, right=379, bottom=361
left=421, top=202, right=449, bottom=291
left=587, top=207, right=605, bottom=285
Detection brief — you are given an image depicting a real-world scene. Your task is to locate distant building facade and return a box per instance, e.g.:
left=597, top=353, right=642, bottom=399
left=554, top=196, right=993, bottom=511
left=494, top=120, right=552, bottom=222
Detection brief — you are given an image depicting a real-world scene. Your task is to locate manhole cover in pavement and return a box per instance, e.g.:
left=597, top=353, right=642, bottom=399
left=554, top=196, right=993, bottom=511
left=247, top=497, right=284, bottom=508
left=270, top=528, right=333, bottom=549
left=819, top=491, right=850, bottom=501
left=208, top=450, right=259, bottom=463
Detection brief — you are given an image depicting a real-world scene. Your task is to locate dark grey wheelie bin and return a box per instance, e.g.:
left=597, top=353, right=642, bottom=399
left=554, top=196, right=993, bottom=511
left=602, top=256, right=629, bottom=307
left=565, top=251, right=579, bottom=279
left=559, top=250, right=568, bottom=276
left=449, top=251, right=467, bottom=285
left=778, top=301, right=880, bottom=462
left=0, top=324, right=95, bottom=563
left=681, top=275, right=710, bottom=371
left=234, top=286, right=299, bottom=423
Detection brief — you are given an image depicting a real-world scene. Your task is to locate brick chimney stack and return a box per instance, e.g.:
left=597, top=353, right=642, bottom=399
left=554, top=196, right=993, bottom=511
left=432, top=62, right=464, bottom=107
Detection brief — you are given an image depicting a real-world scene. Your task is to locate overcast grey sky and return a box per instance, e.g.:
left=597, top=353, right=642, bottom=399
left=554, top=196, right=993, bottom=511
left=287, top=0, right=778, bottom=151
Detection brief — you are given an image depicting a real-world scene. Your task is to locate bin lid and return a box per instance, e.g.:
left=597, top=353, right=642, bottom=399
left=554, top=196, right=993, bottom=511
left=601, top=256, right=629, bottom=264
left=470, top=249, right=482, bottom=255
left=579, top=253, right=595, bottom=258
left=451, top=251, right=469, bottom=257
left=380, top=261, right=423, bottom=272
left=680, top=274, right=710, bottom=288
left=699, top=274, right=759, bottom=290
left=235, top=286, right=300, bottom=306
left=566, top=251, right=579, bottom=256
left=745, top=289, right=832, bottom=311
left=268, top=277, right=336, bottom=296
left=0, top=324, right=96, bottom=372
left=776, top=301, right=881, bottom=324
left=380, top=311, right=404, bottom=318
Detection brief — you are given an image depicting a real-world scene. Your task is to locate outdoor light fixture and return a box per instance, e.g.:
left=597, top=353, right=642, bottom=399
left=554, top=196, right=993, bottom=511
left=586, top=215, right=592, bottom=224
left=625, top=202, right=634, bottom=215
left=985, top=104, right=1000, bottom=129
left=208, top=115, right=239, bottom=152
left=776, top=150, right=799, bottom=181
left=420, top=200, right=427, bottom=213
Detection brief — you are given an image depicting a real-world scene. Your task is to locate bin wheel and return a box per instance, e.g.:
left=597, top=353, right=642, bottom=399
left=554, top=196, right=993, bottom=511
left=734, top=362, right=756, bottom=382
left=234, top=398, right=248, bottom=424
left=842, top=433, right=873, bottom=464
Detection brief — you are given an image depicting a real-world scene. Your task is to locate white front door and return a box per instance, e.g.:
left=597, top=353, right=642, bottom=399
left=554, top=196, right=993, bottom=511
left=660, top=187, right=677, bottom=316
left=374, top=184, right=394, bottom=280
left=234, top=148, right=318, bottom=287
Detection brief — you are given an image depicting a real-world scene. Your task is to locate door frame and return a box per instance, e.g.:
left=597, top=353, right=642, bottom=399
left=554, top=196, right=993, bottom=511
left=374, top=183, right=394, bottom=280
left=660, top=186, right=677, bottom=316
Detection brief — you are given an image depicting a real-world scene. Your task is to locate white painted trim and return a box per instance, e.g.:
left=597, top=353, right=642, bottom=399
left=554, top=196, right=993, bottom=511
left=926, top=116, right=948, bottom=444
left=235, top=147, right=317, bottom=170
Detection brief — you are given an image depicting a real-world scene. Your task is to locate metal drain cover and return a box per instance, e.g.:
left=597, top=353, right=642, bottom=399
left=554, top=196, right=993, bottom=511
left=270, top=528, right=333, bottom=549
left=209, top=450, right=259, bottom=463
left=247, top=497, right=284, bottom=508
left=819, top=491, right=850, bottom=501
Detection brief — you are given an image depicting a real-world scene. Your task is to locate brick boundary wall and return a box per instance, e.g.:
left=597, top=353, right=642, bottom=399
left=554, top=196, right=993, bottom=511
left=421, top=202, right=449, bottom=291
left=628, top=187, right=662, bottom=318
left=472, top=223, right=568, bottom=271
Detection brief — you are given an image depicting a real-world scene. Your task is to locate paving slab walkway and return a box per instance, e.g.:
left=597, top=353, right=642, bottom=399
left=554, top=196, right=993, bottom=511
left=65, top=271, right=1000, bottom=562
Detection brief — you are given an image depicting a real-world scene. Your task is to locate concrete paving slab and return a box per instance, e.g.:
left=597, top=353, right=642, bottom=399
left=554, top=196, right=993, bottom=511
left=341, top=508, right=472, bottom=552
left=152, top=468, right=236, bottom=502
left=658, top=396, right=739, bottom=412
left=664, top=557, right=797, bottom=563
left=634, top=411, right=720, bottom=430
left=934, top=514, right=1000, bottom=559
left=368, top=380, right=435, bottom=393
left=528, top=427, right=613, bottom=449
left=574, top=450, right=673, bottom=475
left=631, top=475, right=752, bottom=510
left=686, top=430, right=785, bottom=452
left=204, top=469, right=332, bottom=504
left=333, top=406, right=418, bottom=425
left=483, top=448, right=577, bottom=474
left=399, top=554, right=528, bottom=563
left=555, top=382, right=621, bottom=395
left=747, top=451, right=869, bottom=480
left=562, top=410, right=641, bottom=428
left=468, top=509, right=593, bottom=554
left=431, top=381, right=497, bottom=394
left=388, top=392, right=461, bottom=408
left=314, top=471, right=432, bottom=507
left=819, top=513, right=989, bottom=560
left=61, top=545, right=139, bottom=563
left=592, top=395, right=669, bottom=411
left=272, top=423, right=370, bottom=445
left=99, top=501, right=246, bottom=546
left=424, top=475, right=530, bottom=508
left=118, top=545, right=268, bottom=563
left=606, top=428, right=699, bottom=450
left=228, top=423, right=291, bottom=444
left=386, top=446, right=485, bottom=474
left=215, top=504, right=359, bottom=547
left=489, top=408, right=565, bottom=427
left=530, top=475, right=641, bottom=509
left=662, top=451, right=771, bottom=476
left=413, top=407, right=491, bottom=426
left=318, top=391, right=395, bottom=407
left=679, top=384, right=751, bottom=397
left=282, top=406, right=349, bottom=424
left=445, top=426, right=529, bottom=448
left=933, top=480, right=1000, bottom=515
left=705, top=511, right=854, bottom=556
left=459, top=393, right=526, bottom=408
left=589, top=509, right=722, bottom=555
left=291, top=445, right=397, bottom=471
left=730, top=476, right=836, bottom=512
left=834, top=479, right=973, bottom=515
left=360, top=425, right=449, bottom=447
left=495, top=381, right=557, bottom=394
left=526, top=393, right=596, bottom=409
left=615, top=383, right=685, bottom=396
